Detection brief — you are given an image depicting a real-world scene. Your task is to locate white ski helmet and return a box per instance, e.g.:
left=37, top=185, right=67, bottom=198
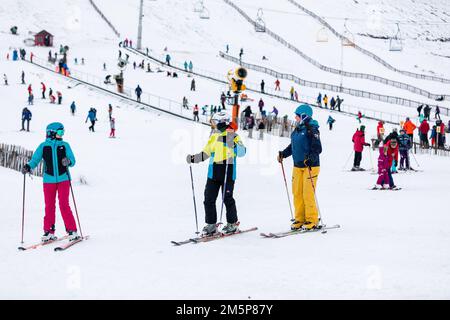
left=211, top=112, right=231, bottom=125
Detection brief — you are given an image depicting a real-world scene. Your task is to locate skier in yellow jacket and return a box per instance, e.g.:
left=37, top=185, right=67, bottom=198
left=186, top=112, right=246, bottom=235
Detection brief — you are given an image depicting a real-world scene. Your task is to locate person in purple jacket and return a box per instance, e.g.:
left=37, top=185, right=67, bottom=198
left=375, top=143, right=390, bottom=189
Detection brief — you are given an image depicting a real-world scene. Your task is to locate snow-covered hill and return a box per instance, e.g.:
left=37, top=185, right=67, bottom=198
left=1, top=0, right=450, bottom=299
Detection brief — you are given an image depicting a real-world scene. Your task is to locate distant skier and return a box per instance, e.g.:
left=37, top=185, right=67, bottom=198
left=21, top=122, right=80, bottom=242
left=41, top=82, right=48, bottom=99
left=21, top=71, right=25, bottom=84
left=423, top=105, right=431, bottom=121
left=402, top=117, right=416, bottom=143
left=184, top=61, right=188, bottom=71
left=351, top=125, right=371, bottom=171
left=190, top=78, right=196, bottom=91
left=135, top=85, right=142, bottom=102
left=327, top=115, right=335, bottom=130
left=435, top=106, right=441, bottom=120
left=220, top=92, right=226, bottom=110
left=70, top=101, right=76, bottom=116
left=357, top=111, right=363, bottom=123
left=274, top=79, right=280, bottom=91
left=189, top=61, right=193, bottom=73
left=278, top=104, right=322, bottom=231
left=193, top=104, right=199, bottom=122
left=323, top=94, right=328, bottom=109
left=290, top=87, right=295, bottom=100
left=260, top=80, right=265, bottom=93
left=85, top=108, right=97, bottom=132
left=21, top=107, right=32, bottom=132
left=165, top=54, right=171, bottom=66
left=419, top=119, right=430, bottom=148
left=335, top=95, right=343, bottom=112
left=186, top=112, right=247, bottom=235
left=108, top=104, right=113, bottom=119
left=330, top=97, right=336, bottom=110
left=258, top=98, right=264, bottom=112
left=28, top=92, right=34, bottom=106
left=109, top=117, right=116, bottom=138
left=417, top=104, right=423, bottom=117
left=316, top=93, right=322, bottom=108
left=57, top=91, right=63, bottom=105
left=183, top=96, right=189, bottom=109
left=3, top=74, right=8, bottom=85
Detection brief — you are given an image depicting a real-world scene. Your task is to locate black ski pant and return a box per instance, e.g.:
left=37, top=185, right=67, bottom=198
left=204, top=178, right=237, bottom=225
left=89, top=120, right=96, bottom=132
left=21, top=119, right=30, bottom=131
left=353, top=151, right=362, bottom=167
left=400, top=149, right=410, bottom=169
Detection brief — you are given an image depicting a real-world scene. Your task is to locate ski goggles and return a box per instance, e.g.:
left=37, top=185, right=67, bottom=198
left=56, top=128, right=65, bottom=137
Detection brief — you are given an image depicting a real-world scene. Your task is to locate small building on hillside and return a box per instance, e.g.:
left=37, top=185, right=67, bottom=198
left=34, top=30, right=53, bottom=47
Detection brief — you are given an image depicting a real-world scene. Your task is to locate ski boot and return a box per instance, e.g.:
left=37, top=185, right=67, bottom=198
left=301, top=222, right=318, bottom=231
left=290, top=220, right=304, bottom=231
left=202, top=224, right=218, bottom=237
left=221, top=222, right=239, bottom=234
left=41, top=232, right=57, bottom=243
left=68, top=231, right=81, bottom=242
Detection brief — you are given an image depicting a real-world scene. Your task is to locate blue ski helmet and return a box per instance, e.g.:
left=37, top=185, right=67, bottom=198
left=295, top=104, right=313, bottom=118
left=46, top=122, right=65, bottom=139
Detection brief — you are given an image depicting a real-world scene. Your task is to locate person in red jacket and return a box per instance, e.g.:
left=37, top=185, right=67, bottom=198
left=41, top=82, right=46, bottom=99
left=352, top=125, right=371, bottom=171
left=376, top=121, right=385, bottom=147
left=385, top=139, right=399, bottom=188
left=419, top=119, right=430, bottom=148
left=275, top=79, right=281, bottom=91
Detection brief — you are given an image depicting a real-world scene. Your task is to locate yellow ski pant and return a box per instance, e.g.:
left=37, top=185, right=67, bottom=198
left=292, top=166, right=320, bottom=226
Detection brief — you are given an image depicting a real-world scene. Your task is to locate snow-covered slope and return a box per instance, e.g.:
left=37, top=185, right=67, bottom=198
left=1, top=0, right=450, bottom=299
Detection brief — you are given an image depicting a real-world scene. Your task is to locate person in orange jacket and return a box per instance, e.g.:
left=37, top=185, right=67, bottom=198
left=402, top=117, right=416, bottom=143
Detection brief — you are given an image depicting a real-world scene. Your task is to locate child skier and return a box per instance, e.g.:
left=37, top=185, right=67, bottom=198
left=327, top=116, right=335, bottom=130
left=386, top=139, right=399, bottom=188
left=109, top=117, right=116, bottom=138
left=398, top=129, right=412, bottom=170
left=21, top=123, right=80, bottom=242
left=186, top=112, right=246, bottom=236
left=375, top=143, right=390, bottom=190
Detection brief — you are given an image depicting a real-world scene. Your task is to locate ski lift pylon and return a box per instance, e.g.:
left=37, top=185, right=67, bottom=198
left=255, top=8, right=266, bottom=32
left=389, top=23, right=403, bottom=51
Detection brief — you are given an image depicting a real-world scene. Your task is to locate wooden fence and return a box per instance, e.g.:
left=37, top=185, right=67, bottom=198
left=0, top=143, right=43, bottom=176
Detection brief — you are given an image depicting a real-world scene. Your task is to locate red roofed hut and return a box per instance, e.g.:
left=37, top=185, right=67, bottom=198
left=34, top=30, right=53, bottom=47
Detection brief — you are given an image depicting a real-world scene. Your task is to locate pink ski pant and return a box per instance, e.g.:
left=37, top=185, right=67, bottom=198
left=43, top=181, right=77, bottom=233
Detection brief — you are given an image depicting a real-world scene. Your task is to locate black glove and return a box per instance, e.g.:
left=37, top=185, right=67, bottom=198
left=61, top=157, right=71, bottom=167
left=22, top=164, right=31, bottom=174
left=365, top=143, right=371, bottom=147
left=186, top=154, right=195, bottom=164
left=277, top=151, right=284, bottom=163
left=304, top=158, right=312, bottom=168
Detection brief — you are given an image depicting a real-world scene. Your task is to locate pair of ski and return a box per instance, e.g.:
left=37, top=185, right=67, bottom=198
left=172, top=224, right=341, bottom=245
left=171, top=227, right=258, bottom=246
left=18, top=235, right=89, bottom=251
left=370, top=186, right=402, bottom=191
left=260, top=224, right=341, bottom=238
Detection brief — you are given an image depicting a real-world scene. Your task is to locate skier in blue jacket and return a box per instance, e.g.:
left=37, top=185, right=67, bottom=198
left=22, top=122, right=79, bottom=242
left=21, top=107, right=32, bottom=132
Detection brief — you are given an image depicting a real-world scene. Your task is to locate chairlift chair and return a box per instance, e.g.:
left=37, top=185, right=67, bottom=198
left=194, top=0, right=204, bottom=13
left=255, top=8, right=266, bottom=32
left=389, top=23, right=403, bottom=51
left=316, top=27, right=328, bottom=42
left=342, top=19, right=356, bottom=47
left=199, top=7, right=210, bottom=19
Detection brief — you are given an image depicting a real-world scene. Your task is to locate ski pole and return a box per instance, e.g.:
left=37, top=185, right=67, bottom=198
left=280, top=160, right=295, bottom=222
left=367, top=146, right=375, bottom=172
left=189, top=164, right=200, bottom=235
left=342, top=150, right=354, bottom=171
left=67, top=170, right=84, bottom=238
left=21, top=173, right=26, bottom=244
left=219, top=158, right=230, bottom=225
left=410, top=150, right=420, bottom=168
left=306, top=166, right=325, bottom=229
